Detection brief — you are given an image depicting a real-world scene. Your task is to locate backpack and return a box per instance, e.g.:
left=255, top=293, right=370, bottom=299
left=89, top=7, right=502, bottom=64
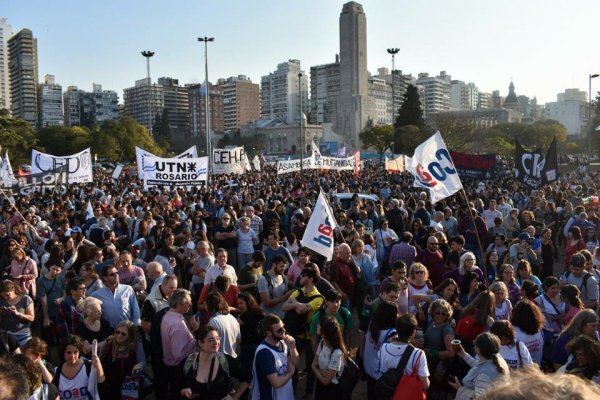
left=376, top=344, right=425, bottom=400
left=149, top=307, right=169, bottom=361
left=263, top=272, right=288, bottom=297
left=455, top=313, right=486, bottom=343
left=54, top=358, right=92, bottom=388
left=283, top=289, right=323, bottom=336
left=564, top=271, right=592, bottom=295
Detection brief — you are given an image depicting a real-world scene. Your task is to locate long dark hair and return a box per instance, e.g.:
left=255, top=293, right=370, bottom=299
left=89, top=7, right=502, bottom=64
left=474, top=332, right=506, bottom=374
left=320, top=315, right=347, bottom=358
left=511, top=299, right=545, bottom=335
left=369, top=301, right=398, bottom=344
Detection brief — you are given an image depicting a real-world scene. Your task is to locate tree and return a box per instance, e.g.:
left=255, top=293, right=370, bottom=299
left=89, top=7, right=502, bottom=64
left=0, top=113, right=38, bottom=165
left=359, top=124, right=394, bottom=161
left=395, top=84, right=425, bottom=130
left=428, top=114, right=479, bottom=152
left=393, top=124, right=428, bottom=155
left=152, top=109, right=172, bottom=148
left=91, top=117, right=165, bottom=162
left=484, top=121, right=567, bottom=152
left=36, top=125, right=92, bottom=155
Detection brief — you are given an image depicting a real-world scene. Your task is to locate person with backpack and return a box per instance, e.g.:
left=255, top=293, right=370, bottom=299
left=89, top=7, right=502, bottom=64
left=311, top=315, right=347, bottom=400
left=257, top=255, right=292, bottom=318
left=180, top=325, right=251, bottom=400
left=309, top=289, right=354, bottom=350
left=281, top=263, right=323, bottom=395
left=560, top=252, right=600, bottom=310
left=377, top=314, right=429, bottom=399
left=489, top=320, right=533, bottom=370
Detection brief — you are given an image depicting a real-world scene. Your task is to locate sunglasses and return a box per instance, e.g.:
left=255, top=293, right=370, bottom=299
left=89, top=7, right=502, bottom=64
left=414, top=270, right=425, bottom=275
left=114, top=330, right=127, bottom=336
left=107, top=272, right=118, bottom=277
left=434, top=311, right=449, bottom=317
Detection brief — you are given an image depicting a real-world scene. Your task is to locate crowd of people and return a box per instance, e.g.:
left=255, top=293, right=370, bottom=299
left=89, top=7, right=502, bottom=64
left=0, top=159, right=598, bottom=399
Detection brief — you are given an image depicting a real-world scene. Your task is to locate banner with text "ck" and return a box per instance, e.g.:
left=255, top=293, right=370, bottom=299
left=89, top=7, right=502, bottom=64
left=300, top=191, right=338, bottom=261
left=406, top=131, right=463, bottom=203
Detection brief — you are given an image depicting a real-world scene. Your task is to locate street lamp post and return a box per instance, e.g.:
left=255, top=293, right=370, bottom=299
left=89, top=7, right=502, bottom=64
left=298, top=73, right=304, bottom=181
left=589, top=73, right=599, bottom=158
left=141, top=51, right=154, bottom=133
left=387, top=48, right=400, bottom=124
left=198, top=37, right=214, bottom=170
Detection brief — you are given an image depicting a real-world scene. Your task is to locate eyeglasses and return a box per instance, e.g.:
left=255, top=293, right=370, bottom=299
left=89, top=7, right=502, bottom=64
left=414, top=270, right=425, bottom=275
left=107, top=272, right=118, bottom=277
left=274, top=327, right=286, bottom=334
left=223, top=218, right=230, bottom=221
left=77, top=287, right=86, bottom=291
left=434, top=311, right=449, bottom=317
left=114, top=330, right=127, bottom=336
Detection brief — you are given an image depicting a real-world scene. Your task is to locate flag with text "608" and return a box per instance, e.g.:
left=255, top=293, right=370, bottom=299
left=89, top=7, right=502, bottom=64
left=407, top=131, right=463, bottom=203
left=301, top=191, right=338, bottom=261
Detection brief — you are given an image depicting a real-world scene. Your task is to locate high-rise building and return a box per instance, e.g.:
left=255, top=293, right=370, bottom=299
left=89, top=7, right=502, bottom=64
left=372, top=67, right=415, bottom=123
left=8, top=28, right=38, bottom=126
left=416, top=71, right=451, bottom=119
left=158, top=77, right=190, bottom=139
left=260, top=59, right=308, bottom=124
left=544, top=88, right=588, bottom=136
left=218, top=75, right=260, bottom=132
left=0, top=18, right=13, bottom=112
left=368, top=75, right=391, bottom=125
left=310, top=57, right=341, bottom=125
left=188, top=82, right=224, bottom=147
left=335, top=1, right=375, bottom=148
left=63, top=83, right=118, bottom=127
left=37, top=74, right=63, bottom=127
left=123, top=78, right=163, bottom=130
left=450, top=80, right=479, bottom=111
left=477, top=92, right=491, bottom=110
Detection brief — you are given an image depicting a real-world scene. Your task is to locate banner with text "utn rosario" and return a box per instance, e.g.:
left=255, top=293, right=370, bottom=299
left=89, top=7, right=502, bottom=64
left=142, top=156, right=208, bottom=190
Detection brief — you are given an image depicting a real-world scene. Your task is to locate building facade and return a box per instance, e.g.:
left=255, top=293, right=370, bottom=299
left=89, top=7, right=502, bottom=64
left=310, top=57, right=341, bottom=124
left=218, top=75, right=260, bottom=132
left=415, top=71, right=451, bottom=119
left=123, top=77, right=164, bottom=130
left=37, top=74, right=63, bottom=127
left=8, top=28, right=38, bottom=126
left=431, top=108, right=522, bottom=129
left=188, top=82, right=224, bottom=150
left=63, top=84, right=118, bottom=127
left=450, top=80, right=479, bottom=111
left=544, top=89, right=588, bottom=136
left=0, top=18, right=13, bottom=112
left=260, top=59, right=308, bottom=124
left=372, top=67, right=415, bottom=123
left=368, top=75, right=390, bottom=125
left=240, top=118, right=322, bottom=155
left=158, top=77, right=190, bottom=139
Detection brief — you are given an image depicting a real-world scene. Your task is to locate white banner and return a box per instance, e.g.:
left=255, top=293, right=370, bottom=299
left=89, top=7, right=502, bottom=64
left=385, top=155, right=407, bottom=173
left=301, top=191, right=338, bottom=261
left=143, top=156, right=208, bottom=190
left=406, top=131, right=463, bottom=203
left=212, top=147, right=246, bottom=175
left=1, top=151, right=15, bottom=187
left=31, top=148, right=93, bottom=183
left=252, top=155, right=261, bottom=172
left=277, top=154, right=358, bottom=174
left=136, top=145, right=197, bottom=179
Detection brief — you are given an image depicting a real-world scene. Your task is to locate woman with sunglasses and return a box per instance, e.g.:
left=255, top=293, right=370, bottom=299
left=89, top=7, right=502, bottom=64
left=180, top=325, right=250, bottom=400
left=407, top=263, right=432, bottom=316
left=9, top=245, right=37, bottom=300
left=98, top=320, right=146, bottom=399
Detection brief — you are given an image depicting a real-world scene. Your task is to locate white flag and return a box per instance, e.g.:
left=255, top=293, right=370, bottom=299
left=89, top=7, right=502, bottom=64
left=252, top=155, right=261, bottom=171
left=311, top=140, right=321, bottom=160
left=85, top=201, right=95, bottom=221
left=242, top=151, right=251, bottom=172
left=301, top=191, right=338, bottom=261
left=406, top=131, right=462, bottom=203
left=1, top=151, right=15, bottom=187
left=385, top=155, right=407, bottom=173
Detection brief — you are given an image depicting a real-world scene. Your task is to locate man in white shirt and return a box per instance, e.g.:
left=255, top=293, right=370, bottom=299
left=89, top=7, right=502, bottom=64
left=204, top=248, right=238, bottom=286
left=483, top=199, right=503, bottom=229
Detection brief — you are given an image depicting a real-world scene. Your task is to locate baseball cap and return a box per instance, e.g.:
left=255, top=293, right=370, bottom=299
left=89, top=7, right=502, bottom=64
left=71, top=226, right=82, bottom=234
left=518, top=232, right=531, bottom=241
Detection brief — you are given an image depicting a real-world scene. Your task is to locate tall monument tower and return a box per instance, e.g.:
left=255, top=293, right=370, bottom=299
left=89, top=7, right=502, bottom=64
left=335, top=1, right=374, bottom=149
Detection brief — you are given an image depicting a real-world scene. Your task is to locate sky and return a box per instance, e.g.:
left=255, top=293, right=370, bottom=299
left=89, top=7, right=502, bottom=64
left=3, top=0, right=600, bottom=104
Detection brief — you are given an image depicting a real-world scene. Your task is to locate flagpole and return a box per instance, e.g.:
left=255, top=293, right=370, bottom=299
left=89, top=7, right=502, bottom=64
left=460, top=188, right=488, bottom=285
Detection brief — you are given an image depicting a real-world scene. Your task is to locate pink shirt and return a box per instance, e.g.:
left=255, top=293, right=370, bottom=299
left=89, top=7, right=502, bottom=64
left=287, top=261, right=303, bottom=285
left=160, top=309, right=196, bottom=366
left=10, top=257, right=37, bottom=294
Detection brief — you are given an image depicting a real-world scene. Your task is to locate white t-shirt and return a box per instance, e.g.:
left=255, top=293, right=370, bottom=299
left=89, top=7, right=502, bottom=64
left=499, top=341, right=533, bottom=369
left=204, top=264, right=238, bottom=286
left=378, top=343, right=429, bottom=378
left=494, top=300, right=512, bottom=321
left=208, top=313, right=241, bottom=358
left=514, top=326, right=544, bottom=365
left=316, top=340, right=344, bottom=384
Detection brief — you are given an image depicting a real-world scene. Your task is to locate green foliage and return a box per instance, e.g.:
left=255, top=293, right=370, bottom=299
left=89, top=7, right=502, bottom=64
left=395, top=85, right=425, bottom=130
left=0, top=113, right=38, bottom=164
left=429, top=115, right=479, bottom=152
left=360, top=125, right=394, bottom=160
left=482, top=121, right=567, bottom=154
left=91, top=117, right=165, bottom=162
left=36, top=125, right=92, bottom=155
left=393, top=125, right=428, bottom=155
left=152, top=109, right=172, bottom=148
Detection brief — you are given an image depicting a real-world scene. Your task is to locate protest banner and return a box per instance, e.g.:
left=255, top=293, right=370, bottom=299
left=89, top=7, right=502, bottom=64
left=14, top=166, right=68, bottom=196
left=212, top=147, right=247, bottom=175
left=135, top=145, right=197, bottom=179
left=301, top=190, right=338, bottom=260
left=450, top=151, right=496, bottom=180
left=514, top=137, right=558, bottom=189
left=276, top=154, right=359, bottom=174
left=31, top=148, right=93, bottom=183
left=142, top=156, right=208, bottom=189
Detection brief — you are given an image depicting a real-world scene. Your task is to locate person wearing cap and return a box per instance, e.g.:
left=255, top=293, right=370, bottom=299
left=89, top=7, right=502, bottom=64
left=509, top=232, right=540, bottom=270
left=560, top=252, right=599, bottom=309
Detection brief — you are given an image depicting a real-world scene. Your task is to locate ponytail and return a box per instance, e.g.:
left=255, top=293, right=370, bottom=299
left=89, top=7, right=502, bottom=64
left=492, top=353, right=505, bottom=374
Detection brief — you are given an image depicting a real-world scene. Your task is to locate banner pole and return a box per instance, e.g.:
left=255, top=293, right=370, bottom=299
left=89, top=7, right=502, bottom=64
left=460, top=188, right=488, bottom=285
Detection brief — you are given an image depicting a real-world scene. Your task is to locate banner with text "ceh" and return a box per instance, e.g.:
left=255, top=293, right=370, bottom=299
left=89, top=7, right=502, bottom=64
left=277, top=154, right=359, bottom=174
left=136, top=145, right=197, bottom=179
left=142, top=156, right=208, bottom=190
left=31, top=148, right=93, bottom=183
left=212, top=147, right=250, bottom=175
left=300, top=190, right=338, bottom=260
left=407, top=131, right=463, bottom=204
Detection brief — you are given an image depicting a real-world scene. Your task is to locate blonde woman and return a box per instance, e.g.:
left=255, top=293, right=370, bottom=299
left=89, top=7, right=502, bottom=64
left=489, top=281, right=512, bottom=321
left=408, top=262, right=432, bottom=315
